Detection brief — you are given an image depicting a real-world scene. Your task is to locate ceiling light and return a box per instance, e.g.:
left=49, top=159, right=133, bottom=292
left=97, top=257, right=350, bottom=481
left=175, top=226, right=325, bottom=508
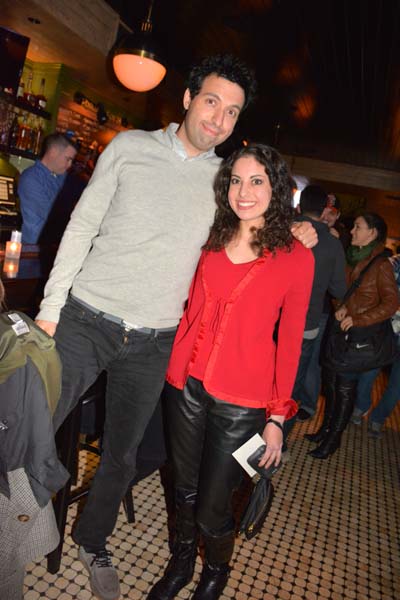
left=112, top=0, right=166, bottom=93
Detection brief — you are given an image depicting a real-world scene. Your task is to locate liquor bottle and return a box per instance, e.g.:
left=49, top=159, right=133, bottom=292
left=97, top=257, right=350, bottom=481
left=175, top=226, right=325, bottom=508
left=23, top=72, right=35, bottom=106
left=8, top=111, right=20, bottom=148
left=36, top=78, right=47, bottom=110
left=16, top=114, right=30, bottom=150
left=26, top=115, right=37, bottom=153
left=17, top=79, right=25, bottom=99
left=34, top=119, right=44, bottom=156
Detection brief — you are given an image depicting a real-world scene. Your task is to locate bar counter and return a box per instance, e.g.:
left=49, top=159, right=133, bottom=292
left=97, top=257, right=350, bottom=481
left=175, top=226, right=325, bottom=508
left=0, top=244, right=57, bottom=315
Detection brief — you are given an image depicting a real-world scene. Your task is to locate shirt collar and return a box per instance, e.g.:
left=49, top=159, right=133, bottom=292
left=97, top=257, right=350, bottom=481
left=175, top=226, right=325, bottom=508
left=164, top=123, right=217, bottom=161
left=36, top=160, right=64, bottom=180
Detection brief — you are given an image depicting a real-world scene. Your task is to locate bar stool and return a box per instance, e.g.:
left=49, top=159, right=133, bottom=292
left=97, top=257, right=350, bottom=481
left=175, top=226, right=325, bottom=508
left=47, top=377, right=168, bottom=573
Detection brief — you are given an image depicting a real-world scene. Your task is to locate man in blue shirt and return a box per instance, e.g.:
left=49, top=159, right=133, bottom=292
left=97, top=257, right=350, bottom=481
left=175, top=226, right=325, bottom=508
left=18, top=133, right=77, bottom=244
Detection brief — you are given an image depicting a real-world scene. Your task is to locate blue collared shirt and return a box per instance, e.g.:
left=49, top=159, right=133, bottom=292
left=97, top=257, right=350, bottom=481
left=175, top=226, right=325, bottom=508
left=18, top=161, right=66, bottom=244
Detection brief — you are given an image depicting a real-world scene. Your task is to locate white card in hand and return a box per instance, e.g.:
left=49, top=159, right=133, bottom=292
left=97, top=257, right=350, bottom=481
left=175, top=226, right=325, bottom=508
left=232, top=433, right=264, bottom=477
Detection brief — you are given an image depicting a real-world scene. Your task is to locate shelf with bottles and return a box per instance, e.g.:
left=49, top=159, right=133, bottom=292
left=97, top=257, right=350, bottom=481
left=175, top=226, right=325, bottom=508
left=0, top=90, right=51, bottom=122
left=14, top=98, right=51, bottom=121
left=15, top=71, right=51, bottom=120
left=0, top=98, right=47, bottom=160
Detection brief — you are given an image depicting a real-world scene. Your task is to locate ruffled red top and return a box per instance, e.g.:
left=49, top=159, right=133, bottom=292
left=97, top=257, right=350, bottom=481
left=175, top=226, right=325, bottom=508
left=166, top=242, right=314, bottom=419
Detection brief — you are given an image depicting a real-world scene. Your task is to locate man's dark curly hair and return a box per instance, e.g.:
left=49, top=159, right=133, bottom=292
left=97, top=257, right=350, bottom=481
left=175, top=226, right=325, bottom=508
left=186, top=54, right=257, bottom=112
left=204, top=143, right=295, bottom=256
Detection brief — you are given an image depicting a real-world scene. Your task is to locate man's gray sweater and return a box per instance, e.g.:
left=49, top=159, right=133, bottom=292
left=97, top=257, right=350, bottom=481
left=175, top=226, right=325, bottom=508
left=37, top=124, right=221, bottom=328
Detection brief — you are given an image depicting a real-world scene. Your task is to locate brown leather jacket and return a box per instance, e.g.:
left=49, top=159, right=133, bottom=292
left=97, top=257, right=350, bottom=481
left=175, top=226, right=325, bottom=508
left=345, top=243, right=400, bottom=327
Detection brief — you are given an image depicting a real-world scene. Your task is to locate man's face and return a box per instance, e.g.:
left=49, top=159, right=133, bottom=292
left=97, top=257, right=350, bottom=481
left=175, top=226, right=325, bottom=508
left=321, top=206, right=340, bottom=228
left=177, top=74, right=245, bottom=157
left=49, top=145, right=77, bottom=175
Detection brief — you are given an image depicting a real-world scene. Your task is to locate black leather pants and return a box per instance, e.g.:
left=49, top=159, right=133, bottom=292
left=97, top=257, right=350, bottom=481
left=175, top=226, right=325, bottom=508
left=165, top=377, right=266, bottom=536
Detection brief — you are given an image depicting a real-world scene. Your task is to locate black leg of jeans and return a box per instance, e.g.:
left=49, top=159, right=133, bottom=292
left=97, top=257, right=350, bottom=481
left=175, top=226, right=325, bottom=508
left=53, top=298, right=110, bottom=432
left=284, top=337, right=316, bottom=441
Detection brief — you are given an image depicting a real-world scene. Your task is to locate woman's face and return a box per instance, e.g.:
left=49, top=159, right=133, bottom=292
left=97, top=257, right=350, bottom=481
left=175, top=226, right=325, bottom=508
left=228, top=155, right=272, bottom=228
left=351, top=216, right=377, bottom=247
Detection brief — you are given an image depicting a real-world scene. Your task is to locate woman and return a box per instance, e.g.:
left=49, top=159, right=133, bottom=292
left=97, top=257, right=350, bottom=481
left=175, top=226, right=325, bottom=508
left=147, top=143, right=314, bottom=600
left=308, top=212, right=399, bottom=459
left=351, top=252, right=400, bottom=438
left=0, top=279, right=68, bottom=599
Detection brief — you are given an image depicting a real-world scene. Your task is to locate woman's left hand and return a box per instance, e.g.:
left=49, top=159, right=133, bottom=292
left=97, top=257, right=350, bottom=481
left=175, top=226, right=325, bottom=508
left=340, top=315, right=354, bottom=331
left=259, top=420, right=284, bottom=469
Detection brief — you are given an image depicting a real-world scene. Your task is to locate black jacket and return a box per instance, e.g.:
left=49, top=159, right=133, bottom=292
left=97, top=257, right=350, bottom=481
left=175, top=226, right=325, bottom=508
left=297, top=216, right=347, bottom=330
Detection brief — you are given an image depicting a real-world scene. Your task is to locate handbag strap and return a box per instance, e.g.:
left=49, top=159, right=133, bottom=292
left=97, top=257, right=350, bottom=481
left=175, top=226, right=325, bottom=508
left=340, top=251, right=389, bottom=306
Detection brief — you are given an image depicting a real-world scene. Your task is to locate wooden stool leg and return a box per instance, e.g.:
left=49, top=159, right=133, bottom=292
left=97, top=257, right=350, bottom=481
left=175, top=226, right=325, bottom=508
left=122, top=488, right=136, bottom=523
left=47, top=402, right=82, bottom=574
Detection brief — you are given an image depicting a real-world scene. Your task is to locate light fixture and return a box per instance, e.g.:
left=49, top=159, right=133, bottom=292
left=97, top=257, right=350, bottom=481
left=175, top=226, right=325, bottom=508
left=112, top=0, right=166, bottom=92
left=96, top=103, right=108, bottom=125
left=73, top=92, right=109, bottom=125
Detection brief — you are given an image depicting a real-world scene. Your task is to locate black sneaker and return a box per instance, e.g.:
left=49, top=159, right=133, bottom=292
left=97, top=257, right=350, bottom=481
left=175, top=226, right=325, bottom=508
left=78, top=546, right=120, bottom=600
left=296, top=408, right=312, bottom=422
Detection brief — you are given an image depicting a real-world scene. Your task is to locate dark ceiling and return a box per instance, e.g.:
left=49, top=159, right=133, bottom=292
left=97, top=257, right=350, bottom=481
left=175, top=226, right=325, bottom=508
left=106, top=0, right=400, bottom=170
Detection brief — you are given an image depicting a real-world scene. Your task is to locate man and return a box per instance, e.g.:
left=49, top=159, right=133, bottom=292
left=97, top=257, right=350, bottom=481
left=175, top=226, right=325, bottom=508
left=284, top=185, right=347, bottom=438
left=36, top=55, right=315, bottom=600
left=320, top=193, right=351, bottom=248
left=18, top=133, right=77, bottom=244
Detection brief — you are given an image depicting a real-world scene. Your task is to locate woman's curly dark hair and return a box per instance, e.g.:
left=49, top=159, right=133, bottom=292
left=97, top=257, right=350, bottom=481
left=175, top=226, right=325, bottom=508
left=204, top=143, right=295, bottom=256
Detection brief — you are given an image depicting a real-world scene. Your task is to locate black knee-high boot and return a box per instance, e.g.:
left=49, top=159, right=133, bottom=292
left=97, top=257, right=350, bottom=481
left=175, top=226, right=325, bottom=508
left=310, top=377, right=356, bottom=459
left=304, top=369, right=336, bottom=444
left=191, top=530, right=235, bottom=600
left=147, top=488, right=198, bottom=600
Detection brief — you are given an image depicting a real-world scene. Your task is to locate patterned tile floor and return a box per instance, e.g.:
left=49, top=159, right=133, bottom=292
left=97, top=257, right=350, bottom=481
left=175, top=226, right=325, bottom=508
left=25, top=375, right=400, bottom=599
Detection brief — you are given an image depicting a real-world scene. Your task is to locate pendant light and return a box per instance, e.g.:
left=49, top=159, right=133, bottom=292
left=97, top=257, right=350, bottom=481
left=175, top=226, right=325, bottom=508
left=112, top=0, right=166, bottom=93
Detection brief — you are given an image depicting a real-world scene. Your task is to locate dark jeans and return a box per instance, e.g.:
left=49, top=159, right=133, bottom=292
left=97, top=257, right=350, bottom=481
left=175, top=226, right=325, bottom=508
left=53, top=296, right=176, bottom=549
left=303, top=312, right=330, bottom=411
left=284, top=336, right=316, bottom=440
left=165, top=377, right=266, bottom=535
left=355, top=357, right=400, bottom=424
left=292, top=337, right=316, bottom=409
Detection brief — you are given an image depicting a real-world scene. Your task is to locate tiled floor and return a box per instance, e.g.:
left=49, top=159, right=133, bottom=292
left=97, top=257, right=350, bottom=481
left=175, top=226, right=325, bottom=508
left=25, top=374, right=400, bottom=599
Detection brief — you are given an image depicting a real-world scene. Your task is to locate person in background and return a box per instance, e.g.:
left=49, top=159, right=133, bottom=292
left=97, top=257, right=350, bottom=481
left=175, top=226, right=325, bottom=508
left=18, top=133, right=77, bottom=244
left=308, top=213, right=399, bottom=459
left=39, top=158, right=88, bottom=245
left=351, top=252, right=400, bottom=437
left=35, top=55, right=316, bottom=600
left=284, top=185, right=346, bottom=439
left=0, top=279, right=69, bottom=599
left=147, top=143, right=314, bottom=600
left=301, top=192, right=350, bottom=429
left=320, top=194, right=351, bottom=248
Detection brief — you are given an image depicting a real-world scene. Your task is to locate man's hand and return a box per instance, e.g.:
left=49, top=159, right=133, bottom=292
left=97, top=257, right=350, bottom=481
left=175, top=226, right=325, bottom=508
left=36, top=320, right=58, bottom=337
left=291, top=221, right=318, bottom=248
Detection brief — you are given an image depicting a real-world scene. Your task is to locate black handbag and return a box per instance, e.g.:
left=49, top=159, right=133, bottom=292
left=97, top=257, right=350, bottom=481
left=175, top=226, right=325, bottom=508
left=322, top=318, right=398, bottom=373
left=322, top=252, right=399, bottom=373
left=239, top=476, right=274, bottom=540
left=239, top=445, right=278, bottom=540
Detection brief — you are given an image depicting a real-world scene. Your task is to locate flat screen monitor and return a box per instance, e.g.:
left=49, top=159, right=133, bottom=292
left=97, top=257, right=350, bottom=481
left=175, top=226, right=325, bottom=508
left=0, top=26, right=30, bottom=99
